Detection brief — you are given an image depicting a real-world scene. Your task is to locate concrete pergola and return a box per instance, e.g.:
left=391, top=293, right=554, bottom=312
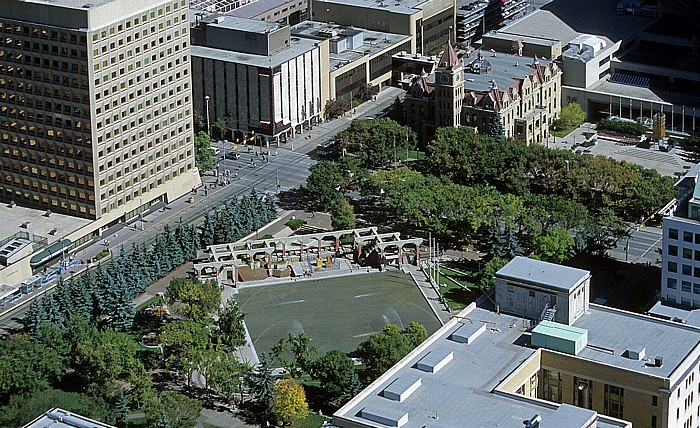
left=192, top=227, right=422, bottom=285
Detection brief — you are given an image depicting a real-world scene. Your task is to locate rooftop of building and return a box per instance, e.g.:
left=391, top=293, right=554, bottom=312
left=496, top=0, right=652, bottom=46
left=190, top=32, right=319, bottom=67
left=292, top=21, right=411, bottom=72
left=313, top=0, right=429, bottom=15
left=459, top=49, right=556, bottom=92
left=227, top=0, right=306, bottom=18
left=190, top=10, right=283, bottom=33
left=496, top=256, right=590, bottom=292
left=336, top=299, right=678, bottom=427
left=648, top=300, right=700, bottom=329
left=18, top=0, right=116, bottom=9
left=0, top=204, right=90, bottom=252
left=23, top=408, right=115, bottom=428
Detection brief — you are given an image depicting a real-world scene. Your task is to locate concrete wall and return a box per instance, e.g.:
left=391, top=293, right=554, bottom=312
left=540, top=351, right=672, bottom=428
left=562, top=41, right=620, bottom=89
left=311, top=0, right=418, bottom=40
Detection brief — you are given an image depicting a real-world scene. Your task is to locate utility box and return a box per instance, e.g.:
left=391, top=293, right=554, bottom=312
left=531, top=321, right=588, bottom=355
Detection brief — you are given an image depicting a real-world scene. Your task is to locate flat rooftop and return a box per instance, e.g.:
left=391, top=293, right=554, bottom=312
left=313, top=0, right=429, bottom=15
left=461, top=49, right=551, bottom=93
left=335, top=297, right=700, bottom=427
left=496, top=256, right=589, bottom=292
left=227, top=0, right=306, bottom=18
left=191, top=35, right=319, bottom=68
left=18, top=0, right=116, bottom=8
left=499, top=0, right=652, bottom=45
left=24, top=408, right=115, bottom=428
left=192, top=10, right=283, bottom=33
left=574, top=305, right=700, bottom=379
left=0, top=204, right=90, bottom=250
left=334, top=303, right=631, bottom=428
left=293, top=21, right=411, bottom=72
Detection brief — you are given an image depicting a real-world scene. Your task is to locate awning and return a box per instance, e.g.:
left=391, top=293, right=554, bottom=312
left=30, top=239, right=72, bottom=267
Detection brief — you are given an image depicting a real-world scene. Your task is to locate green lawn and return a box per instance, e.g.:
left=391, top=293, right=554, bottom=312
left=432, top=265, right=479, bottom=311
left=293, top=412, right=327, bottom=428
left=398, top=149, right=426, bottom=161
left=552, top=125, right=577, bottom=138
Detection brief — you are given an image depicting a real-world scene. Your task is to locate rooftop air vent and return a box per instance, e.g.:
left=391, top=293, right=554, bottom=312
left=82, top=3, right=94, bottom=8
left=624, top=347, right=646, bottom=361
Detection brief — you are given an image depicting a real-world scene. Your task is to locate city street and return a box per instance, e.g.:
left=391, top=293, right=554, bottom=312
left=608, top=225, right=663, bottom=265
left=0, top=87, right=403, bottom=333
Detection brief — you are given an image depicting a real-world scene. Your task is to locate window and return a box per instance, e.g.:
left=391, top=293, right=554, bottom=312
left=684, top=248, right=693, bottom=259
left=695, top=283, right=700, bottom=294
left=670, top=228, right=679, bottom=240
left=684, top=264, right=693, bottom=276
left=695, top=267, right=700, bottom=278
left=669, top=245, right=679, bottom=256
left=543, top=370, right=562, bottom=403
left=683, top=281, right=692, bottom=292
left=668, top=261, right=678, bottom=273
left=604, top=384, right=624, bottom=419
left=668, top=278, right=678, bottom=289
left=652, top=395, right=658, bottom=407
left=529, top=290, right=536, bottom=297
left=651, top=415, right=657, bottom=428
left=684, top=231, right=693, bottom=242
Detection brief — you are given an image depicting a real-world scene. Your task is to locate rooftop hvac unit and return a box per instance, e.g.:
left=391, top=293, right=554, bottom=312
left=319, top=29, right=338, bottom=38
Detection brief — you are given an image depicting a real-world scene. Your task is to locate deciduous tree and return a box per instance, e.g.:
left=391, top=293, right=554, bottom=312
left=271, top=379, right=308, bottom=426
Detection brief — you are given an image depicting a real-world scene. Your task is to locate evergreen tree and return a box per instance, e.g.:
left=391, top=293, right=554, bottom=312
left=200, top=211, right=215, bottom=248
left=248, top=353, right=276, bottom=412
left=488, top=112, right=505, bottom=143
left=114, top=393, right=130, bottom=428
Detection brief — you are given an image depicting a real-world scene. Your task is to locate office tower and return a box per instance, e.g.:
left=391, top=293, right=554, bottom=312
left=0, top=0, right=200, bottom=221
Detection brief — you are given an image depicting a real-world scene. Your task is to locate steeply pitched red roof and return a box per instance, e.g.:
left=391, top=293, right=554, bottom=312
left=438, top=41, right=460, bottom=70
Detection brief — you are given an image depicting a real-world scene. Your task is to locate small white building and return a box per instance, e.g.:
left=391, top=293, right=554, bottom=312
left=495, top=256, right=591, bottom=325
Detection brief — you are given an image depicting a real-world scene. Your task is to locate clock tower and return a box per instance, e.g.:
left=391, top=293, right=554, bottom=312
left=434, top=41, right=464, bottom=128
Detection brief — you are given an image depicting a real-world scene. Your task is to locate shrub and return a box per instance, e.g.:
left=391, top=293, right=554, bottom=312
left=285, top=218, right=305, bottom=231
left=596, top=118, right=648, bottom=136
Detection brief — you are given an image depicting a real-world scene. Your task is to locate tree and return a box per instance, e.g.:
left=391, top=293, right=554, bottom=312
left=271, top=333, right=317, bottom=379
left=145, top=392, right=202, bottom=428
left=356, top=83, right=379, bottom=102
left=208, top=355, right=252, bottom=406
left=488, top=112, right=505, bottom=143
left=531, top=227, right=575, bottom=263
left=248, top=353, right=276, bottom=412
left=401, top=322, right=428, bottom=348
left=477, top=257, right=508, bottom=290
left=324, top=99, right=346, bottom=120
left=0, top=335, right=64, bottom=400
left=331, top=198, right=356, bottom=230
left=310, top=350, right=362, bottom=402
left=389, top=96, right=406, bottom=124
left=355, top=323, right=426, bottom=381
left=216, top=299, right=246, bottom=348
left=194, top=131, right=215, bottom=171
left=305, top=161, right=347, bottom=212
left=337, top=118, right=415, bottom=168
left=271, top=379, right=308, bottom=426
left=0, top=388, right=113, bottom=428
left=72, top=328, right=142, bottom=387
left=165, top=277, right=221, bottom=322
left=555, top=102, right=586, bottom=129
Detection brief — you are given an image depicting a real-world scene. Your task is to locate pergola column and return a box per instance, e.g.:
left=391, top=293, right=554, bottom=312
left=335, top=237, right=340, bottom=251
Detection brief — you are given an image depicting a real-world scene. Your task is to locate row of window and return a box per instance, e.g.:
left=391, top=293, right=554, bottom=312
left=0, top=187, right=95, bottom=217
left=666, top=278, right=700, bottom=294
left=98, top=164, right=191, bottom=215
left=0, top=23, right=85, bottom=45
left=668, top=245, right=700, bottom=260
left=91, top=1, right=186, bottom=44
left=667, top=228, right=700, bottom=243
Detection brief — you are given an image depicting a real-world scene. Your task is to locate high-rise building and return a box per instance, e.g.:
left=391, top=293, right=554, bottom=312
left=0, top=0, right=200, bottom=222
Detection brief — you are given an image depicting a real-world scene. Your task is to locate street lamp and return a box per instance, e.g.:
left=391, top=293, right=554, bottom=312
left=553, top=126, right=556, bottom=146
left=204, top=95, right=211, bottom=136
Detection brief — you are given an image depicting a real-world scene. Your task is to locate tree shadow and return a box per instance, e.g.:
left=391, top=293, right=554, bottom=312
left=277, top=186, right=312, bottom=211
